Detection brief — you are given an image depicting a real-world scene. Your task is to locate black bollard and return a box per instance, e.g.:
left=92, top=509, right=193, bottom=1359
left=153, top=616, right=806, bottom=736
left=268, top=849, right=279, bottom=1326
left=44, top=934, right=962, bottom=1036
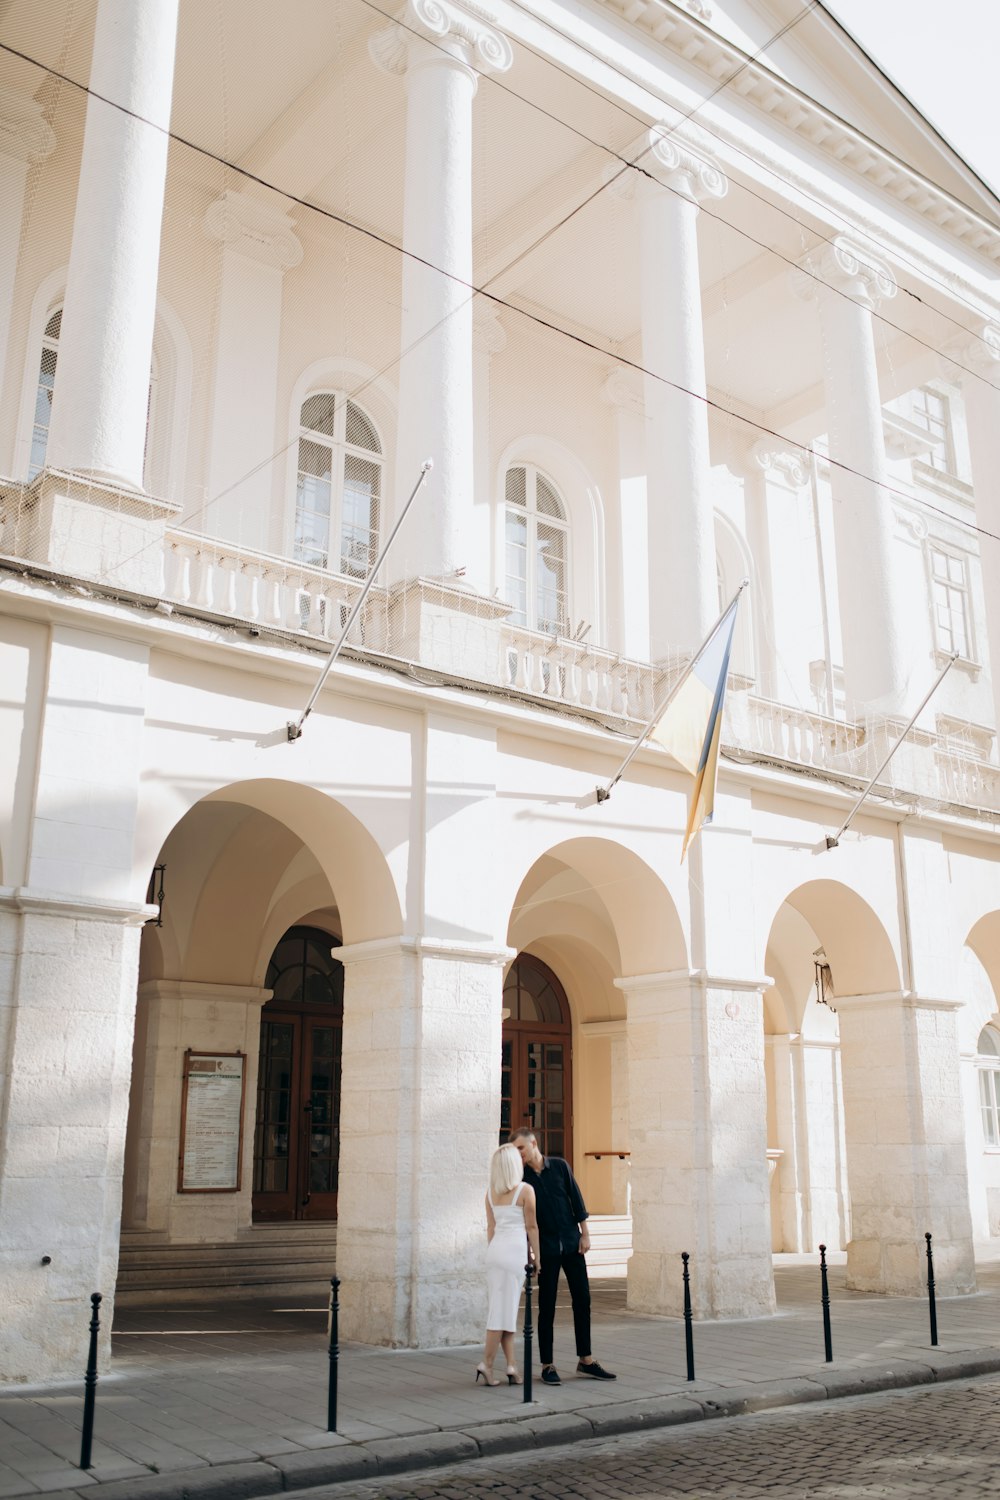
left=681, top=1251, right=695, bottom=1382
left=328, top=1276, right=340, bottom=1432
left=522, top=1263, right=535, bottom=1405
left=79, top=1292, right=102, bottom=1470
left=819, top=1244, right=833, bottom=1363
left=925, top=1233, right=938, bottom=1347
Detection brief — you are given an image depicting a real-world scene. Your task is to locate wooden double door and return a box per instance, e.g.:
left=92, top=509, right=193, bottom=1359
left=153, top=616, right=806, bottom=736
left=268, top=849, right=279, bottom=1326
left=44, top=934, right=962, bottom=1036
left=500, top=953, right=573, bottom=1164
left=252, top=927, right=343, bottom=1222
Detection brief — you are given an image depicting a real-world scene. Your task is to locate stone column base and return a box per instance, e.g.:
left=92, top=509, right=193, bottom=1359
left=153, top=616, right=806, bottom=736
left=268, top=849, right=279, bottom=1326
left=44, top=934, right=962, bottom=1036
left=385, top=577, right=512, bottom=682
left=12, top=468, right=180, bottom=595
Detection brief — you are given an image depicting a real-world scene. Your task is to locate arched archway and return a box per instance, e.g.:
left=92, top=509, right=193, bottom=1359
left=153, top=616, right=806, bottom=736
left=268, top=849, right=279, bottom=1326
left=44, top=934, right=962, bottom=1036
left=761, top=878, right=974, bottom=1296
left=503, top=836, right=688, bottom=1292
left=121, top=779, right=402, bottom=1297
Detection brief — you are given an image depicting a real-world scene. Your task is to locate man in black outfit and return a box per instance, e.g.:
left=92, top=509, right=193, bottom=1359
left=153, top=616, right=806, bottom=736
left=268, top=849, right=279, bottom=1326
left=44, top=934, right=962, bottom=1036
left=510, top=1127, right=616, bottom=1385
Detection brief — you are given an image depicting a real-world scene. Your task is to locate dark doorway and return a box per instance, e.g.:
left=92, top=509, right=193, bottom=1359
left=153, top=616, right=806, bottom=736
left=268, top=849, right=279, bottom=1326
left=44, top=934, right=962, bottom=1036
left=252, top=926, right=343, bottom=1222
left=501, top=952, right=573, bottom=1164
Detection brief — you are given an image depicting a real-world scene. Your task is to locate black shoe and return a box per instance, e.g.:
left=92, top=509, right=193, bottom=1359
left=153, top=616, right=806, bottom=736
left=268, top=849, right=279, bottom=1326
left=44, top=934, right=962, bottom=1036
left=540, top=1365, right=562, bottom=1385
left=577, top=1360, right=616, bottom=1379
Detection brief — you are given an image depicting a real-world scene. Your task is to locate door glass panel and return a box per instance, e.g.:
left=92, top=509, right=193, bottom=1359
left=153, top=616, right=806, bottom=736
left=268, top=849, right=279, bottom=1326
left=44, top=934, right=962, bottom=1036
left=254, top=1021, right=294, bottom=1193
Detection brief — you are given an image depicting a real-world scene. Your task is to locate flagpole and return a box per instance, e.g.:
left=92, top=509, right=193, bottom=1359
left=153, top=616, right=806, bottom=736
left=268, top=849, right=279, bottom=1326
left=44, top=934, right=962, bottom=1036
left=823, top=651, right=959, bottom=849
left=287, top=459, right=433, bottom=742
left=596, top=578, right=749, bottom=803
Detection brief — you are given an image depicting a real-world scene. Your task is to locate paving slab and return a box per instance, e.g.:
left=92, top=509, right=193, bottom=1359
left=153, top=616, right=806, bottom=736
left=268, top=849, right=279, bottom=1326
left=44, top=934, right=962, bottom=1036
left=4, top=1250, right=1000, bottom=1499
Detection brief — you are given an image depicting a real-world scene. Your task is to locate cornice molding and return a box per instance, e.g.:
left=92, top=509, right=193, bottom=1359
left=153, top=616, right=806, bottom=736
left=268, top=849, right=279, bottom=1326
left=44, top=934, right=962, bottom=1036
left=0, top=89, right=55, bottom=165
left=0, top=886, right=156, bottom=925
left=595, top=0, right=1000, bottom=267
left=204, top=190, right=303, bottom=271
left=370, top=0, right=513, bottom=80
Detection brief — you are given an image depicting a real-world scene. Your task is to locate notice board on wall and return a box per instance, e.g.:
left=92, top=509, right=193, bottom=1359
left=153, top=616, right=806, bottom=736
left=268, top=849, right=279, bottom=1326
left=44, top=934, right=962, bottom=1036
left=178, top=1050, right=246, bottom=1193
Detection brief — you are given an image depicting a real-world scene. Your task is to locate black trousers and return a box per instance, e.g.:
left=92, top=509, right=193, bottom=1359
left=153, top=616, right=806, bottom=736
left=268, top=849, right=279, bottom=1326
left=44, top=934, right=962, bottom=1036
left=537, top=1248, right=591, bottom=1365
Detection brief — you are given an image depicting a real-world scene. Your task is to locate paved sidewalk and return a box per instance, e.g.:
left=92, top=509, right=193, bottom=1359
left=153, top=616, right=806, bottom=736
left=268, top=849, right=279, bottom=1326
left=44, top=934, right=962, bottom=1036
left=4, top=1250, right=1000, bottom=1500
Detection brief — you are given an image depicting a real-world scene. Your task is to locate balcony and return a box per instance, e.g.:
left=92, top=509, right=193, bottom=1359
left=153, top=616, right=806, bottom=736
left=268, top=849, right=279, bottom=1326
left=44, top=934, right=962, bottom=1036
left=1, top=484, right=997, bottom=823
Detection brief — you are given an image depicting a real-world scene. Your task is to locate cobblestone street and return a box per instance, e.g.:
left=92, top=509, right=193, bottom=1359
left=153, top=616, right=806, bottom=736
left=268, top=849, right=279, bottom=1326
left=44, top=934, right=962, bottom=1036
left=318, top=1374, right=1000, bottom=1499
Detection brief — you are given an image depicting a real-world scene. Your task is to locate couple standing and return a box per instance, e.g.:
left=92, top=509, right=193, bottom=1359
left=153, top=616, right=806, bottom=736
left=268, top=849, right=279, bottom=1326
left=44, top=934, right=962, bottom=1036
left=476, top=1126, right=617, bottom=1387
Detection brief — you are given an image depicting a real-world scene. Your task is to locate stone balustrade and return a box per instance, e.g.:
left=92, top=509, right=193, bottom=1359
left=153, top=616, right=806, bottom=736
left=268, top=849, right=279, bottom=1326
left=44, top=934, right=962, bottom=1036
left=500, top=622, right=660, bottom=722
left=163, top=529, right=387, bottom=650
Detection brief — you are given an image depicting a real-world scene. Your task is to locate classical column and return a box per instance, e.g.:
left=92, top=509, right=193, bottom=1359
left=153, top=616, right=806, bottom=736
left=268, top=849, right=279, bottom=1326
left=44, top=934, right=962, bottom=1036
left=736, top=439, right=811, bottom=701
left=45, top=0, right=179, bottom=490
left=602, top=368, right=650, bottom=662
left=335, top=936, right=506, bottom=1346
left=624, top=126, right=726, bottom=661
left=619, top=968, right=774, bottom=1319
left=795, top=238, right=909, bottom=717
left=836, top=991, right=975, bottom=1296
left=0, top=91, right=55, bottom=428
left=370, top=0, right=512, bottom=583
left=202, top=191, right=303, bottom=551
left=947, top=325, right=1000, bottom=735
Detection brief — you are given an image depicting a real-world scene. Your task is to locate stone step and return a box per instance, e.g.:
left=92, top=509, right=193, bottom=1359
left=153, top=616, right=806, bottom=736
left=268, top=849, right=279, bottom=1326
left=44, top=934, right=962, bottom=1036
left=116, top=1216, right=633, bottom=1299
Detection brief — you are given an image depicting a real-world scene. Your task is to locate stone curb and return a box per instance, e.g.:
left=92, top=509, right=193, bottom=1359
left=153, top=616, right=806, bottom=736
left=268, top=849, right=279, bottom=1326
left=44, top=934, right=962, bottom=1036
left=21, top=1350, right=1000, bottom=1500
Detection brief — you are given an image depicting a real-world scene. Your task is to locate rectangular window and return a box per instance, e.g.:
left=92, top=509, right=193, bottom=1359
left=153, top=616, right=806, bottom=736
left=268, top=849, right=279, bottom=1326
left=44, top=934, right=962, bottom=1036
left=929, top=547, right=971, bottom=659
left=911, top=388, right=953, bottom=474
left=980, top=1068, right=1000, bottom=1147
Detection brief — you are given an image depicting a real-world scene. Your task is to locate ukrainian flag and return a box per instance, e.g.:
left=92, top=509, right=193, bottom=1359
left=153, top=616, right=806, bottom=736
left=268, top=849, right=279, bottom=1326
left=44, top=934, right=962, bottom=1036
left=650, top=596, right=739, bottom=860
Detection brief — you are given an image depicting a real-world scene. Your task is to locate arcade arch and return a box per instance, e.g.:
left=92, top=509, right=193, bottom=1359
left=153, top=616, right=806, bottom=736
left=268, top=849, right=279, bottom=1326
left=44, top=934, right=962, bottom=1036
left=762, top=878, right=974, bottom=1296
left=121, top=781, right=401, bottom=1274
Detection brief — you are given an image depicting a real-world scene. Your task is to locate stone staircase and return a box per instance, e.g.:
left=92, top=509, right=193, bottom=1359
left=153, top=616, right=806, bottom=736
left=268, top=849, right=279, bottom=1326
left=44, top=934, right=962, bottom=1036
left=116, top=1223, right=338, bottom=1304
left=585, top=1215, right=633, bottom=1279
left=117, top=1215, right=632, bottom=1304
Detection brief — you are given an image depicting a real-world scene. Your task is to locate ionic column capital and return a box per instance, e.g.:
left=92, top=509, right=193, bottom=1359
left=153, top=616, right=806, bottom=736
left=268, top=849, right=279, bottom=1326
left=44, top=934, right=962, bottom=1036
left=942, top=321, right=1000, bottom=382
left=473, top=300, right=506, bottom=355
left=610, top=125, right=728, bottom=205
left=601, top=366, right=644, bottom=415
left=204, top=190, right=303, bottom=270
left=369, top=0, right=513, bottom=82
left=0, top=88, right=56, bottom=164
left=794, top=235, right=897, bottom=312
left=737, top=437, right=810, bottom=490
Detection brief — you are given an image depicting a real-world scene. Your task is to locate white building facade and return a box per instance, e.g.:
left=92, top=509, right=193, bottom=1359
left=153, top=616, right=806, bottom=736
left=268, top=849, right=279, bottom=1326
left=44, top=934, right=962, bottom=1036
left=3, top=0, right=1000, bottom=1381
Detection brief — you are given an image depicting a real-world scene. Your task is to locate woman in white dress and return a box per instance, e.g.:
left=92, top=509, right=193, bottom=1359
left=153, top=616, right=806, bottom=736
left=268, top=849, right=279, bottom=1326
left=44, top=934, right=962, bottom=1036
left=476, top=1143, right=541, bottom=1386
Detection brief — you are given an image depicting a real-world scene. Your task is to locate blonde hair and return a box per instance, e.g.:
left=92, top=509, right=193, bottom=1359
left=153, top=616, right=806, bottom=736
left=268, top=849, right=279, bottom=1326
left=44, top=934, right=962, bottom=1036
left=489, top=1143, right=524, bottom=1199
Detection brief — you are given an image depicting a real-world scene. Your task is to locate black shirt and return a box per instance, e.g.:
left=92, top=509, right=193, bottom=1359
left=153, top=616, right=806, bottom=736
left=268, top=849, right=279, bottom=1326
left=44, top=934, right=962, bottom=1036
left=522, top=1156, right=588, bottom=1255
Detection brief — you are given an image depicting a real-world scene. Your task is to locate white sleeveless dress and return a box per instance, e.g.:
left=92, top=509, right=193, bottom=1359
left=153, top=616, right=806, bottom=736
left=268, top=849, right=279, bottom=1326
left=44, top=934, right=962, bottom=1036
left=485, top=1183, right=528, bottom=1332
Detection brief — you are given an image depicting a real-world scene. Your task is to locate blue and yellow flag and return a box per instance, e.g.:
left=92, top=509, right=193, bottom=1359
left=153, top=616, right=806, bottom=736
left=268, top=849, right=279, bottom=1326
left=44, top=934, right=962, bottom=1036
left=649, top=597, right=739, bottom=860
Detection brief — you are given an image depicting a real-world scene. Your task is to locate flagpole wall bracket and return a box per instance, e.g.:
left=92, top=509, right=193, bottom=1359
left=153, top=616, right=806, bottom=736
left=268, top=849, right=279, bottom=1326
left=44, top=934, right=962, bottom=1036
left=824, top=835, right=839, bottom=850
left=596, top=786, right=611, bottom=803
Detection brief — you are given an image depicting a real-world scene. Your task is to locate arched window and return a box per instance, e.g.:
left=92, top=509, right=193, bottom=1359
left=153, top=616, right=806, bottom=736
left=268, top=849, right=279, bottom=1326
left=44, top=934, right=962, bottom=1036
left=501, top=953, right=572, bottom=1163
left=978, top=1025, right=1000, bottom=1146
left=505, top=464, right=569, bottom=635
left=294, top=393, right=381, bottom=578
left=28, top=310, right=61, bottom=479
left=28, top=306, right=162, bottom=487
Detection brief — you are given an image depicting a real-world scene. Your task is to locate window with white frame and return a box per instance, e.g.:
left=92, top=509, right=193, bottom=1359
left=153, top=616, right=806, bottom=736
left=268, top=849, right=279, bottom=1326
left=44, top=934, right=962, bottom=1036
left=910, top=387, right=954, bottom=474
left=929, top=545, right=972, bottom=659
left=978, top=1026, right=1000, bottom=1146
left=505, top=465, right=568, bottom=636
left=294, top=393, right=382, bottom=578
left=28, top=309, right=61, bottom=478
left=29, top=306, right=159, bottom=486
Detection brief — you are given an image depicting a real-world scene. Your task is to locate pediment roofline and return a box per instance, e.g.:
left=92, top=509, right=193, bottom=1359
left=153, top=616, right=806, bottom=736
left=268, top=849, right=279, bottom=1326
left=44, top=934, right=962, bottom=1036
left=593, top=0, right=1000, bottom=266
